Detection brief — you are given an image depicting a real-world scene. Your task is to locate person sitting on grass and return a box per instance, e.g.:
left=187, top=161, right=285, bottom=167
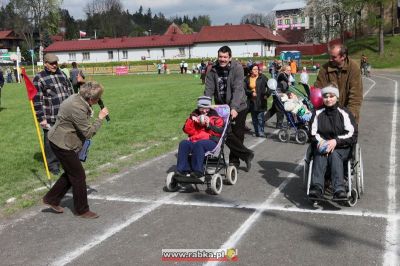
left=175, top=96, right=224, bottom=179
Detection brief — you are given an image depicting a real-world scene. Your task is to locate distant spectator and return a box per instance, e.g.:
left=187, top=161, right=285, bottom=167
left=157, top=63, right=162, bottom=74
left=164, top=63, right=168, bottom=74
left=70, top=62, right=85, bottom=93
left=0, top=67, right=4, bottom=106
left=60, top=63, right=70, bottom=79
left=13, top=67, right=18, bottom=82
left=183, top=61, right=188, bottom=74
left=6, top=67, right=12, bottom=83
left=289, top=59, right=297, bottom=78
left=180, top=61, right=184, bottom=74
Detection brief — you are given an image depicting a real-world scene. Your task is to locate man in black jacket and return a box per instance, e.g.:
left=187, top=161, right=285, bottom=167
left=204, top=46, right=254, bottom=171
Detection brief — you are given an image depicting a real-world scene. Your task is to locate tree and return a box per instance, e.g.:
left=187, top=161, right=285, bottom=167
left=9, top=0, right=61, bottom=47
left=180, top=23, right=193, bottom=34
left=240, top=12, right=275, bottom=28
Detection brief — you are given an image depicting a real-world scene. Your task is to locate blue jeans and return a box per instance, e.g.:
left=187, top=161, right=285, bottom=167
left=311, top=148, right=350, bottom=193
left=176, top=140, right=217, bottom=173
left=251, top=110, right=265, bottom=136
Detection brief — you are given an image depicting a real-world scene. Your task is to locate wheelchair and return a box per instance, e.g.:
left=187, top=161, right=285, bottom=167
left=303, top=143, right=364, bottom=207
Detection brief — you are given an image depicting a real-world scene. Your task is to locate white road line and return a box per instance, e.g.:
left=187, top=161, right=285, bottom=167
left=50, top=131, right=266, bottom=265
left=88, top=194, right=397, bottom=220
left=363, top=77, right=376, bottom=97
left=377, top=75, right=399, bottom=266
left=204, top=161, right=303, bottom=266
left=50, top=193, right=178, bottom=266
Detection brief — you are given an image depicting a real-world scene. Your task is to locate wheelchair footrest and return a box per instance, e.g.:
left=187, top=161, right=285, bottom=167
left=308, top=196, right=349, bottom=202
left=174, top=175, right=205, bottom=184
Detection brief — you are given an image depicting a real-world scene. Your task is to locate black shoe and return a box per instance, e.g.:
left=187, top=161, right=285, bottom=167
left=50, top=169, right=60, bottom=175
left=190, top=171, right=204, bottom=179
left=309, top=187, right=323, bottom=199
left=333, top=191, right=347, bottom=200
left=229, top=162, right=240, bottom=168
left=174, top=171, right=187, bottom=178
left=244, top=152, right=254, bottom=172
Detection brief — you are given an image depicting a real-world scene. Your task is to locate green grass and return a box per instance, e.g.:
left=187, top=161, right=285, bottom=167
left=346, top=35, right=400, bottom=69
left=0, top=72, right=316, bottom=215
left=0, top=73, right=206, bottom=215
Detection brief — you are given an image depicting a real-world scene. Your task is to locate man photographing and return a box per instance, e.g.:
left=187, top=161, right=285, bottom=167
left=33, top=53, right=74, bottom=175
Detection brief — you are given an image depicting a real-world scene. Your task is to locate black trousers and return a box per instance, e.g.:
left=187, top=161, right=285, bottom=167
left=44, top=142, right=89, bottom=215
left=264, top=95, right=284, bottom=125
left=43, top=129, right=60, bottom=173
left=227, top=109, right=253, bottom=165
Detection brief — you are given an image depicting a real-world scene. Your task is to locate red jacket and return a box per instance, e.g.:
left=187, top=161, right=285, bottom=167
left=183, top=108, right=224, bottom=142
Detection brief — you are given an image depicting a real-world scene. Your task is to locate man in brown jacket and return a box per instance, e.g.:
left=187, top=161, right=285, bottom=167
left=315, top=44, right=363, bottom=123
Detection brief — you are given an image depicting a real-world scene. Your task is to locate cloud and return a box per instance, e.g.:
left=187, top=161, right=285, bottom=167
left=61, top=0, right=281, bottom=25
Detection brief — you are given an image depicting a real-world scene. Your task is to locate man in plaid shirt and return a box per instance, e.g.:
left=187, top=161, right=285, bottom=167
left=33, top=53, right=74, bottom=175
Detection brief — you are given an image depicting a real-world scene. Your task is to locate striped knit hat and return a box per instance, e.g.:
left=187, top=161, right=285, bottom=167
left=197, top=96, right=212, bottom=108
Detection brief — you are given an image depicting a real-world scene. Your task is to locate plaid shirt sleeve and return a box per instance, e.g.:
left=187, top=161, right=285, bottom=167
left=33, top=69, right=73, bottom=124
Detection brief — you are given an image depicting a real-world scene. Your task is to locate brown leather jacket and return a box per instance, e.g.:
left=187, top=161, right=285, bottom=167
left=315, top=57, right=363, bottom=123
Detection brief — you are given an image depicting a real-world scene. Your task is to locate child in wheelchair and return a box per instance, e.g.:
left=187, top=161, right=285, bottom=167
left=174, top=96, right=224, bottom=180
left=308, top=84, right=358, bottom=200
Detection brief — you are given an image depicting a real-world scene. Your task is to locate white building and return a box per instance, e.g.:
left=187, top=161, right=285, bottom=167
left=45, top=24, right=288, bottom=63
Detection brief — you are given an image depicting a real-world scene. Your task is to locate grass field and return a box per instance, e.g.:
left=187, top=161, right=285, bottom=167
left=0, top=72, right=316, bottom=215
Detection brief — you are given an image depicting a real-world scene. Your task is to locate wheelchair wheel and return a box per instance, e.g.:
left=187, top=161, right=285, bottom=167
left=209, top=173, right=223, bottom=195
left=354, top=144, right=364, bottom=196
left=165, top=172, right=179, bottom=192
left=225, top=165, right=237, bottom=185
left=303, top=161, right=309, bottom=191
left=295, top=129, right=308, bottom=145
left=278, top=129, right=289, bottom=143
left=346, top=188, right=358, bottom=207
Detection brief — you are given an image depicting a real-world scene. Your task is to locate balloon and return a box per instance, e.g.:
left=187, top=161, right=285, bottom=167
left=310, top=86, right=323, bottom=109
left=267, top=78, right=277, bottom=91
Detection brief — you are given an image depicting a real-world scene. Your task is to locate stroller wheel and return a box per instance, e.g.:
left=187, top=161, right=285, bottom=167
left=209, top=173, right=223, bottom=195
left=278, top=129, right=289, bottom=143
left=225, top=165, right=238, bottom=185
left=295, top=129, right=308, bottom=145
left=165, top=172, right=179, bottom=192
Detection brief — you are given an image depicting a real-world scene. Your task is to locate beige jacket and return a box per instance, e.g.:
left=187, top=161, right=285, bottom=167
left=48, top=94, right=103, bottom=152
left=315, top=57, right=363, bottom=123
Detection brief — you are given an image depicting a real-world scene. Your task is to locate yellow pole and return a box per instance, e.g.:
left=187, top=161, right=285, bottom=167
left=29, top=100, right=52, bottom=181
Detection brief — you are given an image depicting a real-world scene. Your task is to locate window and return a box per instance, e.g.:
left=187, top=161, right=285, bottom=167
left=82, top=52, right=90, bottom=61
left=278, top=19, right=282, bottom=25
left=68, top=52, right=76, bottom=61
left=179, top=47, right=185, bottom=56
left=122, top=50, right=128, bottom=59
left=284, top=19, right=290, bottom=25
left=147, top=49, right=151, bottom=58
left=108, top=51, right=113, bottom=60
left=293, top=17, right=297, bottom=24
left=309, top=17, right=314, bottom=28
left=162, top=48, right=165, bottom=58
left=301, top=17, right=305, bottom=23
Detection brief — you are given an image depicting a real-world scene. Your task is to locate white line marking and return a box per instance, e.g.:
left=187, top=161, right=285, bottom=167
left=50, top=193, right=178, bottom=266
left=204, top=161, right=303, bottom=266
left=363, top=77, right=376, bottom=97
left=378, top=75, right=399, bottom=266
left=88, top=194, right=397, bottom=220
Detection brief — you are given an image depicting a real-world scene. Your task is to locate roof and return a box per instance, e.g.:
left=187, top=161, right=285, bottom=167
left=272, top=1, right=306, bottom=11
left=194, top=24, right=288, bottom=44
left=45, top=33, right=197, bottom=52
left=0, top=30, right=20, bottom=40
left=164, top=23, right=184, bottom=35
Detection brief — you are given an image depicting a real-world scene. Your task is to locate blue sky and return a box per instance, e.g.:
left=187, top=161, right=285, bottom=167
left=61, top=0, right=283, bottom=25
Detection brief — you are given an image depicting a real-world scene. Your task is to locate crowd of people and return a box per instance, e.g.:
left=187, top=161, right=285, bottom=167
left=172, top=44, right=363, bottom=203
left=9, top=42, right=362, bottom=219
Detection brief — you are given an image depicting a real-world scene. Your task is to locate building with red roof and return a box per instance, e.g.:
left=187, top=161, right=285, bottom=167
left=44, top=24, right=287, bottom=63
left=0, top=30, right=23, bottom=51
